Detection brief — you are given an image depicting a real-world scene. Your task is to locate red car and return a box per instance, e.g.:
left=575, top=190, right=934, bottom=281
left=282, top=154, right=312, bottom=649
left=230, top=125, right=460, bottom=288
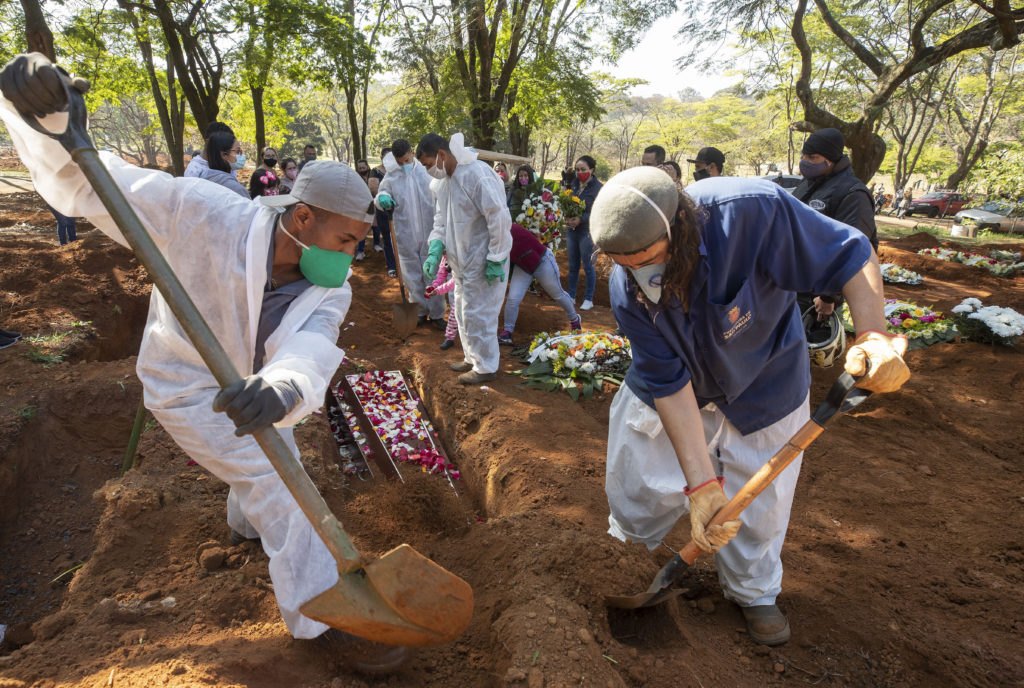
left=905, top=192, right=970, bottom=218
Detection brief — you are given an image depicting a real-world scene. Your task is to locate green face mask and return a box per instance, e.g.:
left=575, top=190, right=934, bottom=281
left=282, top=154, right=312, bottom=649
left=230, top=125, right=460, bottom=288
left=278, top=217, right=352, bottom=288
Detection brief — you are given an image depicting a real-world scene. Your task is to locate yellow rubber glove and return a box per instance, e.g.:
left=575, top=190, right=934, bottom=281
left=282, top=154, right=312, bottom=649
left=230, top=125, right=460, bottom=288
left=686, top=479, right=741, bottom=554
left=844, top=330, right=910, bottom=393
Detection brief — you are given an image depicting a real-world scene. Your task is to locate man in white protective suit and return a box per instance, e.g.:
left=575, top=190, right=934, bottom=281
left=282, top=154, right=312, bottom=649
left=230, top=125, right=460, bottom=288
left=0, top=53, right=410, bottom=675
left=374, top=138, right=447, bottom=329
left=416, top=132, right=512, bottom=384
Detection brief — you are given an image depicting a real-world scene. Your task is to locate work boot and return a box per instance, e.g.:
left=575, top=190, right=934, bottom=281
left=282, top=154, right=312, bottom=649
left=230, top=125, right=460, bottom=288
left=315, top=629, right=412, bottom=675
left=741, top=604, right=791, bottom=646
left=440, top=338, right=455, bottom=351
left=458, top=370, right=497, bottom=385
left=229, top=529, right=260, bottom=546
left=450, top=361, right=473, bottom=372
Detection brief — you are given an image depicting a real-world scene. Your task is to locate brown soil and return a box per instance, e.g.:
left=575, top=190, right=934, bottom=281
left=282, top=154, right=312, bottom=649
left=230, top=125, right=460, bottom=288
left=0, top=206, right=1022, bottom=688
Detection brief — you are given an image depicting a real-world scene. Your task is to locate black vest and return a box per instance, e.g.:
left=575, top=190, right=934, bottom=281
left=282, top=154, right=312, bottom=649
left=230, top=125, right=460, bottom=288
left=793, top=157, right=877, bottom=248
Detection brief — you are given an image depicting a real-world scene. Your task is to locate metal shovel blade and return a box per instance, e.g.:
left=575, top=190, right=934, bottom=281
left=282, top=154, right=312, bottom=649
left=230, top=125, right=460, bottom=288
left=301, top=544, right=474, bottom=647
left=393, top=302, right=419, bottom=339
left=604, top=554, right=690, bottom=609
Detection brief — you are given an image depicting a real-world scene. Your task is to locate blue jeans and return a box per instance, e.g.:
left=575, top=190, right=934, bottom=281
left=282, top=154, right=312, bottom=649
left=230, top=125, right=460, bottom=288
left=49, top=205, right=77, bottom=245
left=566, top=226, right=595, bottom=301
left=358, top=213, right=396, bottom=271
left=504, top=249, right=577, bottom=331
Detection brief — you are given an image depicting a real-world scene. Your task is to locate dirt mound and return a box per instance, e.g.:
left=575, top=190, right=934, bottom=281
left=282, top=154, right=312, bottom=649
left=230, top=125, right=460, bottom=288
left=0, top=212, right=151, bottom=363
left=1, top=196, right=1023, bottom=688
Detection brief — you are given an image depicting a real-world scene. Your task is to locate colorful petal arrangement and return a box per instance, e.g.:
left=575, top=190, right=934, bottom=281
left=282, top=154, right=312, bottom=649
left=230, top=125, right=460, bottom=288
left=917, top=248, right=1024, bottom=277
left=842, top=299, right=957, bottom=349
left=951, top=298, right=1024, bottom=346
left=331, top=371, right=459, bottom=481
left=514, top=330, right=632, bottom=400
left=511, top=180, right=570, bottom=251
left=880, top=262, right=923, bottom=285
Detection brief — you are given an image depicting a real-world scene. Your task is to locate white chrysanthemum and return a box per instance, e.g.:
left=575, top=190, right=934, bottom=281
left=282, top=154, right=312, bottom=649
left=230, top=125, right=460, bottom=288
left=565, top=357, right=580, bottom=370
left=580, top=362, right=595, bottom=374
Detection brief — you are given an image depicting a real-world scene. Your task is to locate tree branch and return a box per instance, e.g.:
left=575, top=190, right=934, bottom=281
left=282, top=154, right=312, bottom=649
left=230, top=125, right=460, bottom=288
left=812, top=0, right=883, bottom=76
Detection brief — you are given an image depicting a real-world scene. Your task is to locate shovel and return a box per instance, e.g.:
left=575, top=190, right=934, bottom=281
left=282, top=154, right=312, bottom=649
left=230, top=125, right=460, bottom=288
left=23, top=78, right=473, bottom=647
left=605, top=370, right=872, bottom=609
left=386, top=217, right=419, bottom=339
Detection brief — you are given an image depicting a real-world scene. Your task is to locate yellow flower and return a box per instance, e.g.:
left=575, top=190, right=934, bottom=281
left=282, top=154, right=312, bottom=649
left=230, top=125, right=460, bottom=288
left=903, top=318, right=917, bottom=326
left=912, top=309, right=925, bottom=317
left=526, top=207, right=534, bottom=216
left=572, top=196, right=581, bottom=203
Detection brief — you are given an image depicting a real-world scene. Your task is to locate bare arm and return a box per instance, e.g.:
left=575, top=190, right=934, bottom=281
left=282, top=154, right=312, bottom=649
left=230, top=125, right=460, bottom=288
left=841, top=252, right=887, bottom=335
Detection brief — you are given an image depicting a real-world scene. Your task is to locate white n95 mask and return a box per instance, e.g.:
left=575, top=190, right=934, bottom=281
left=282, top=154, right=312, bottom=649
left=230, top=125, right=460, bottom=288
left=629, top=263, right=666, bottom=304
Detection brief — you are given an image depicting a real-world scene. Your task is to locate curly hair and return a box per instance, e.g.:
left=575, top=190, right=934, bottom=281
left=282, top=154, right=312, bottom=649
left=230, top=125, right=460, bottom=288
left=626, top=190, right=704, bottom=311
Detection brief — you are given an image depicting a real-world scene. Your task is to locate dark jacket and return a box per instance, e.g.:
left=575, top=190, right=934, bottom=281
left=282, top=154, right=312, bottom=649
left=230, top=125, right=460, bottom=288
left=571, top=176, right=603, bottom=235
left=793, top=156, right=877, bottom=249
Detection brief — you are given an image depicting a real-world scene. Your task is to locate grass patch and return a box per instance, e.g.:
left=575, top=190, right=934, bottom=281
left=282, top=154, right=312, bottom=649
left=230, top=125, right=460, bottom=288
left=15, top=404, right=36, bottom=421
left=877, top=221, right=1024, bottom=247
left=26, top=348, right=65, bottom=367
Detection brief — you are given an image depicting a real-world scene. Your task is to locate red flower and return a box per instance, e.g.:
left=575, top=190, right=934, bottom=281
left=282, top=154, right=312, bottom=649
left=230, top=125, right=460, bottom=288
left=541, top=190, right=553, bottom=202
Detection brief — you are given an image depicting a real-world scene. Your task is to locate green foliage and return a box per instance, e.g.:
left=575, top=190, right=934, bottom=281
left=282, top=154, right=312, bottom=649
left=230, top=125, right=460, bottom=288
left=968, top=142, right=1024, bottom=199
left=26, top=349, right=66, bottom=367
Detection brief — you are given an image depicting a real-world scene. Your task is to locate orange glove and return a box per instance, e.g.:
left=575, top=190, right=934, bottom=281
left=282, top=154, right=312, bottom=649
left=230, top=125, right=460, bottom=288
left=686, top=478, right=741, bottom=554
left=844, top=330, right=910, bottom=393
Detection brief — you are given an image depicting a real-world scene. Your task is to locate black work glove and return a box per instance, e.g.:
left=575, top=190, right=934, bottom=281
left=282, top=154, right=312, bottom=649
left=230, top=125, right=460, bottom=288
left=0, top=52, right=89, bottom=118
left=212, top=376, right=300, bottom=437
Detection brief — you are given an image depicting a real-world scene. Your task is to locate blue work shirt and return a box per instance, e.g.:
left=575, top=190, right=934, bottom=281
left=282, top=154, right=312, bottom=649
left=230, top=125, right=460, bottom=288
left=612, top=177, right=873, bottom=435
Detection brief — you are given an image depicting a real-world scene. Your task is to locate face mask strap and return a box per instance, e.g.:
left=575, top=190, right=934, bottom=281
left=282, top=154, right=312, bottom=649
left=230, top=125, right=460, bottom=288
left=612, top=184, right=672, bottom=239
left=278, top=215, right=309, bottom=251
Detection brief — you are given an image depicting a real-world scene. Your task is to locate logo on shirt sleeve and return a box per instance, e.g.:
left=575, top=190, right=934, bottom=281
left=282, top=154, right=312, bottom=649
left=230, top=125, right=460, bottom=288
left=809, top=199, right=826, bottom=212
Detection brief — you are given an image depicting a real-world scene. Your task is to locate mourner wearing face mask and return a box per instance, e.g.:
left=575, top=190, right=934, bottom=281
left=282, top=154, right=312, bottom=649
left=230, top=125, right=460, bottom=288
left=249, top=146, right=281, bottom=199
left=687, top=147, right=725, bottom=182
left=792, top=128, right=878, bottom=321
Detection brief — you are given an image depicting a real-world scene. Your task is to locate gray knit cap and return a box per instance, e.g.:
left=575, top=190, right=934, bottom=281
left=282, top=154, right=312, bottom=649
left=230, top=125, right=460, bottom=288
left=590, top=166, right=679, bottom=254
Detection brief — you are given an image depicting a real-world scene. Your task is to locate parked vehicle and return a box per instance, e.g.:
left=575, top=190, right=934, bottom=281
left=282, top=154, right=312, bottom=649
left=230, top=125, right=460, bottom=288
left=759, top=173, right=802, bottom=194
left=904, top=191, right=970, bottom=218
left=954, top=200, right=1023, bottom=233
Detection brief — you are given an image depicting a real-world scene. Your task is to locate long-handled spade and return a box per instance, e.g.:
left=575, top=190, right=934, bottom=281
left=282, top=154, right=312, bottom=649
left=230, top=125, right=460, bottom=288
left=605, top=370, right=872, bottom=609
left=386, top=217, right=420, bottom=339
left=23, top=79, right=473, bottom=647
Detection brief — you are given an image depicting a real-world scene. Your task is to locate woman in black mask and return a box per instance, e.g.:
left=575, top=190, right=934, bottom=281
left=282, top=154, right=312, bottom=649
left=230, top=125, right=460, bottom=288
left=249, top=146, right=280, bottom=198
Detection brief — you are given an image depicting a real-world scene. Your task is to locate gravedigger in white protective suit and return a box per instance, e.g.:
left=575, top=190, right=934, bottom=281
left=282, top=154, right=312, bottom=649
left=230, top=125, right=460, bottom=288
left=416, top=133, right=512, bottom=384
left=374, top=139, right=446, bottom=327
left=0, top=52, right=411, bottom=675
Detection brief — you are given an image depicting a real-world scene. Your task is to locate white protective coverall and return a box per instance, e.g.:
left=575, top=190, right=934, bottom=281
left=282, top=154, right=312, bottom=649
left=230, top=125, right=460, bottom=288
left=375, top=152, right=445, bottom=319
left=0, top=100, right=347, bottom=639
left=605, top=385, right=809, bottom=608
left=427, top=134, right=512, bottom=374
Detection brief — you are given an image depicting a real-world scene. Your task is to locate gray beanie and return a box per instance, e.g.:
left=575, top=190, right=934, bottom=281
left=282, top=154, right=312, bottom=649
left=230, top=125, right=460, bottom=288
left=590, top=166, right=679, bottom=254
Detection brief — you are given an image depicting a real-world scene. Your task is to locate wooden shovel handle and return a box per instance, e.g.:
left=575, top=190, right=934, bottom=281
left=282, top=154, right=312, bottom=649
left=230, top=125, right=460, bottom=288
left=387, top=217, right=413, bottom=305
left=678, top=370, right=872, bottom=565
left=679, top=420, right=823, bottom=564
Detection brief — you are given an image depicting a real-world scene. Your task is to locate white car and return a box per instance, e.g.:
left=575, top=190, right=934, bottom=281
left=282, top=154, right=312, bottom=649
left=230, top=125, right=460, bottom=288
left=954, top=201, right=1023, bottom=233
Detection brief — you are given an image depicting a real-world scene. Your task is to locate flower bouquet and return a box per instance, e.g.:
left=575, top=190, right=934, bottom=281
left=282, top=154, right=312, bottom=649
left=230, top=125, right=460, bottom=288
left=916, top=248, right=1024, bottom=277
left=841, top=299, right=957, bottom=349
left=951, top=298, right=1024, bottom=346
left=879, top=263, right=923, bottom=285
left=513, top=330, right=632, bottom=400
left=332, top=371, right=459, bottom=483
left=511, top=179, right=564, bottom=250
left=558, top=186, right=586, bottom=220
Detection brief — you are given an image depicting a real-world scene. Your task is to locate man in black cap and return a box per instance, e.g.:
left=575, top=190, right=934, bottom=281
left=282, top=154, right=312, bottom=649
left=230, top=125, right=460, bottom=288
left=792, top=128, right=878, bottom=322
left=687, top=147, right=725, bottom=181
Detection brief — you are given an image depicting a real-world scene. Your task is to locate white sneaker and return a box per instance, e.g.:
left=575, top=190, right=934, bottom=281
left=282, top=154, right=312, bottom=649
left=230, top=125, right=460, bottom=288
left=580, top=299, right=594, bottom=311
left=373, top=244, right=384, bottom=252
left=355, top=251, right=365, bottom=261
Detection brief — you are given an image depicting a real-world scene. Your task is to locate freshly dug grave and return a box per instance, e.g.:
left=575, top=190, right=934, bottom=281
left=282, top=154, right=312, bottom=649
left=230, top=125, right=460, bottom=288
left=0, top=212, right=1022, bottom=688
